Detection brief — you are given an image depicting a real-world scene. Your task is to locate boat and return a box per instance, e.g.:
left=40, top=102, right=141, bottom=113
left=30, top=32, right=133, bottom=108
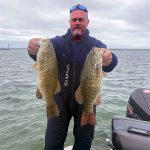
left=108, top=88, right=150, bottom=150
left=64, top=88, right=150, bottom=150
left=64, top=145, right=73, bottom=150
left=64, top=145, right=96, bottom=150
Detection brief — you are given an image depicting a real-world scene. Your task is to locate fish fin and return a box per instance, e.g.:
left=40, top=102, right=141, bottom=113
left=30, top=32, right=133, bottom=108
left=75, top=85, right=84, bottom=104
left=54, top=81, right=61, bottom=94
left=46, top=103, right=59, bottom=119
left=102, top=71, right=107, bottom=77
left=36, top=87, right=43, bottom=99
left=96, top=67, right=103, bottom=78
left=96, top=68, right=100, bottom=77
left=81, top=112, right=96, bottom=127
left=32, top=63, right=37, bottom=70
left=94, top=94, right=102, bottom=106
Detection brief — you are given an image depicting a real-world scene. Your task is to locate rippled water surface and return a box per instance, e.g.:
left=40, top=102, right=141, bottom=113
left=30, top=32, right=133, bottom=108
left=0, top=49, right=150, bottom=150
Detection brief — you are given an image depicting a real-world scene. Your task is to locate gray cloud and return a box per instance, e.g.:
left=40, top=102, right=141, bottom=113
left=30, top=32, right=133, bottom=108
left=0, top=0, right=150, bottom=48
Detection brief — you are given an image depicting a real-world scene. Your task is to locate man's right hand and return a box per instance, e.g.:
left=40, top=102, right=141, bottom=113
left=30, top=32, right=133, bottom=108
left=28, top=38, right=42, bottom=55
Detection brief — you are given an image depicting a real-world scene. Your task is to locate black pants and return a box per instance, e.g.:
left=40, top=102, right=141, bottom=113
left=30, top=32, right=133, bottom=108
left=44, top=92, right=95, bottom=150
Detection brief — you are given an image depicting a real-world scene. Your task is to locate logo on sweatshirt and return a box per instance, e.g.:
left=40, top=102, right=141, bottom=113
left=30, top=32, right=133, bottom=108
left=64, top=64, right=70, bottom=87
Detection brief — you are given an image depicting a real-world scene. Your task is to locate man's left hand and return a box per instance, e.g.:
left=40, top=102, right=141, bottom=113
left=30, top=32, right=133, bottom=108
left=101, top=48, right=112, bottom=66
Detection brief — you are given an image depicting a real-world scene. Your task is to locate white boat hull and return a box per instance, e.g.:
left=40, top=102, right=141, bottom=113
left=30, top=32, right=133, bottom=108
left=64, top=145, right=73, bottom=150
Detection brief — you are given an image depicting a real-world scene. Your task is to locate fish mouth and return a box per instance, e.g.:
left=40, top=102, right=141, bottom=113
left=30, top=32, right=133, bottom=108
left=94, top=63, right=102, bottom=68
left=39, top=39, right=50, bottom=46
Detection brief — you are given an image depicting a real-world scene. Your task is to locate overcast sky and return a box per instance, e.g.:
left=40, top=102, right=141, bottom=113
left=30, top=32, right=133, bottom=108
left=0, top=0, right=150, bottom=49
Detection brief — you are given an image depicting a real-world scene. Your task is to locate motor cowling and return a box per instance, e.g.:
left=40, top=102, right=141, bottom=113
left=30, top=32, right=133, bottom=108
left=126, top=88, right=150, bottom=121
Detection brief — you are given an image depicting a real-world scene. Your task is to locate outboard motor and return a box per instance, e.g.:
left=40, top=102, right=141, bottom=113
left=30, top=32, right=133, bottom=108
left=126, top=88, right=150, bottom=121
left=110, top=88, right=150, bottom=150
left=111, top=115, right=150, bottom=150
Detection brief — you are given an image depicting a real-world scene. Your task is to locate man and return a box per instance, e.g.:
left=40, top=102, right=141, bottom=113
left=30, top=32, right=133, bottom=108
left=28, top=4, right=118, bottom=150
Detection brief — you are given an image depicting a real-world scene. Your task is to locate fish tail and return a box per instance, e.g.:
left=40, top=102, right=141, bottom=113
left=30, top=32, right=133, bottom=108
left=32, top=63, right=37, bottom=70
left=36, top=87, right=43, bottom=99
left=81, top=111, right=96, bottom=127
left=46, top=103, right=59, bottom=119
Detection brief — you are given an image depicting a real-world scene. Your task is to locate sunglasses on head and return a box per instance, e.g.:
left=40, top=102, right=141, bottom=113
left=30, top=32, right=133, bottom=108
left=70, top=5, right=88, bottom=13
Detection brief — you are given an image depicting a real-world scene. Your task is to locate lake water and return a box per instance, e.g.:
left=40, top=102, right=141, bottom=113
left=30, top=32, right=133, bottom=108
left=0, top=49, right=150, bottom=150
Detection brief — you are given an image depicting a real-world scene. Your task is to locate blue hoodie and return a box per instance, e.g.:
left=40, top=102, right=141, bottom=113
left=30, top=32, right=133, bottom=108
left=29, top=29, right=118, bottom=92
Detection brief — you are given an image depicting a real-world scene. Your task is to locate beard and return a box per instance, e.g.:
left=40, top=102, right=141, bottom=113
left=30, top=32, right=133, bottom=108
left=72, top=28, right=84, bottom=40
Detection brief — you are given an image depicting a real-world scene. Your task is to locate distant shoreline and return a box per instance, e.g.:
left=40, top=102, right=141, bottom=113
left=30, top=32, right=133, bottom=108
left=110, top=49, right=150, bottom=50
left=0, top=48, right=27, bottom=50
left=0, top=48, right=150, bottom=50
left=0, top=48, right=11, bottom=50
